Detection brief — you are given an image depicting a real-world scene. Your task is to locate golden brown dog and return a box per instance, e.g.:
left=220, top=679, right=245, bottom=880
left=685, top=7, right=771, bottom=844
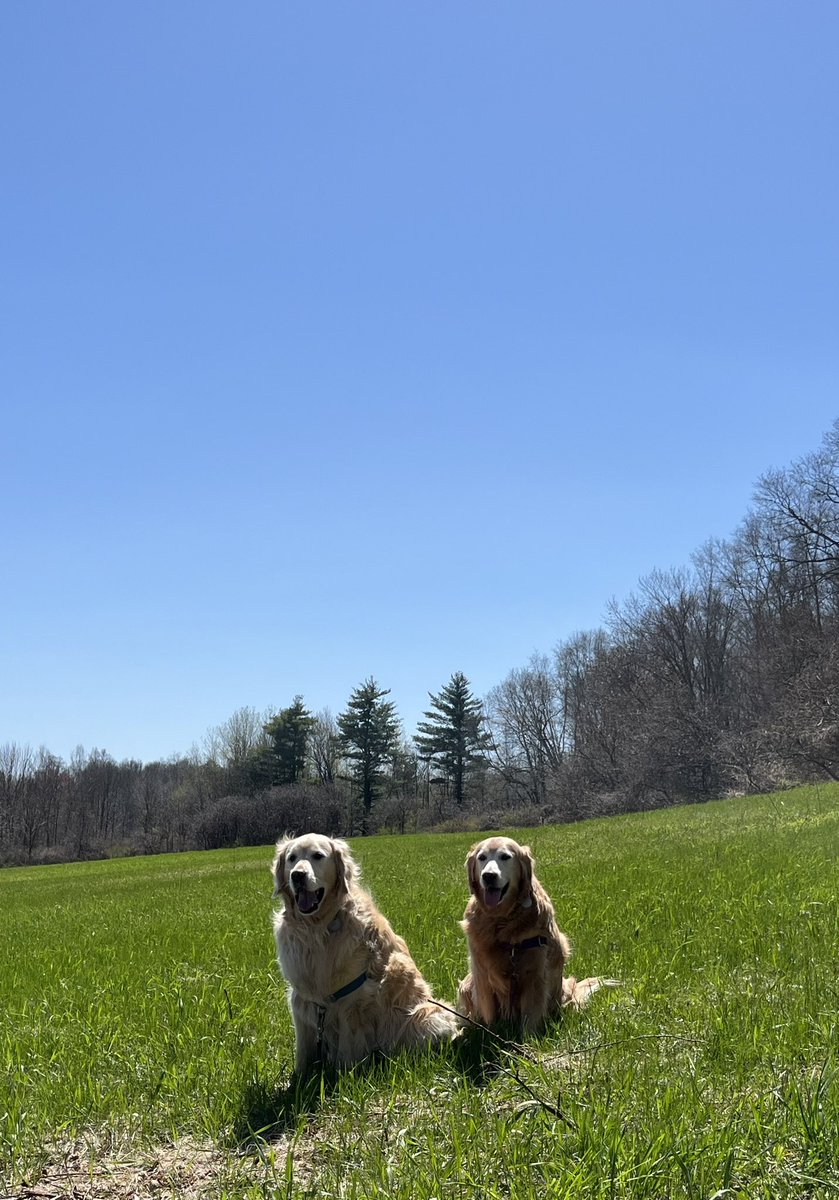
left=272, top=833, right=459, bottom=1073
left=458, top=836, right=615, bottom=1031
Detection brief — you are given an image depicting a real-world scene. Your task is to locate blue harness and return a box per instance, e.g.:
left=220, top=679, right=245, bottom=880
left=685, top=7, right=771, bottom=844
left=315, top=970, right=369, bottom=1059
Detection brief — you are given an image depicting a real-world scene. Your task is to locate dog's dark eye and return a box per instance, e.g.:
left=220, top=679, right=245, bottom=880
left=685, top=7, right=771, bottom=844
left=477, top=853, right=487, bottom=862
left=498, top=852, right=512, bottom=861
left=288, top=853, right=297, bottom=863
left=311, top=851, right=325, bottom=861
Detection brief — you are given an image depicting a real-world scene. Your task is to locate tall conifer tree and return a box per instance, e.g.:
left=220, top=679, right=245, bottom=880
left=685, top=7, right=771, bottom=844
left=415, top=672, right=490, bottom=807
left=337, top=678, right=400, bottom=830
left=262, top=697, right=314, bottom=786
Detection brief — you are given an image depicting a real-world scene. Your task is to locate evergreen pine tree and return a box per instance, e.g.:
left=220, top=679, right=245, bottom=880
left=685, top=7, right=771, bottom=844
left=250, top=697, right=314, bottom=789
left=414, top=671, right=490, bottom=807
left=337, top=678, right=401, bottom=831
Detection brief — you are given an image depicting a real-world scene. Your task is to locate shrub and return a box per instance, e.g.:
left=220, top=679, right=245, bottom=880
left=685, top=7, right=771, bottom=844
left=190, top=783, right=350, bottom=850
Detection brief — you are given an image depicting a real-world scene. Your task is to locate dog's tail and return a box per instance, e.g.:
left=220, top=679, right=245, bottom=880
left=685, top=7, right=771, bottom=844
left=406, top=999, right=462, bottom=1043
left=562, top=976, right=621, bottom=1010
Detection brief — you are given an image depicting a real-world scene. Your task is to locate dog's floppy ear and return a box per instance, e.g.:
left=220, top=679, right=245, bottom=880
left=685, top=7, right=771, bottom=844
left=518, top=844, right=535, bottom=902
left=331, top=838, right=360, bottom=895
left=271, top=836, right=293, bottom=899
left=465, top=843, right=482, bottom=897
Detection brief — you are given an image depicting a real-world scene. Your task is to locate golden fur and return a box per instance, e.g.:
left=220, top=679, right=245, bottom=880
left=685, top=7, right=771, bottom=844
left=272, top=833, right=459, bottom=1073
left=458, top=836, right=614, bottom=1031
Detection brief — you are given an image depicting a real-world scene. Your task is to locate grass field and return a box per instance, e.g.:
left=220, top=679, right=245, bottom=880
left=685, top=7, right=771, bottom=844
left=2, top=784, right=838, bottom=1199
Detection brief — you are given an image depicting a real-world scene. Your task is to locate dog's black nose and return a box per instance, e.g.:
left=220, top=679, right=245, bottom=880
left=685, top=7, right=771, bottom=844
left=290, top=866, right=307, bottom=883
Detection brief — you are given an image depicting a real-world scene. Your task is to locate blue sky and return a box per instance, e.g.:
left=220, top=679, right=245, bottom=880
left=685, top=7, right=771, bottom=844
left=2, top=2, right=837, bottom=764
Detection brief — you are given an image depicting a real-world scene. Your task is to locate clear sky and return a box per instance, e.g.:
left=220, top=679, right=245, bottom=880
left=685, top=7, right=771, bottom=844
left=2, top=2, right=837, bottom=764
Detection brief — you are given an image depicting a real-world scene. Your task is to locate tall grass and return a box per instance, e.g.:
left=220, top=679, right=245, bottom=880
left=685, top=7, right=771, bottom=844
left=2, top=784, right=837, bottom=1197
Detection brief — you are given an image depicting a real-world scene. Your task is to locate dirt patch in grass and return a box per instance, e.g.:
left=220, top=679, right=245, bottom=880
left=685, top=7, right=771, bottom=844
left=10, top=1132, right=308, bottom=1200
left=13, top=1136, right=223, bottom=1199
left=9, top=1128, right=324, bottom=1195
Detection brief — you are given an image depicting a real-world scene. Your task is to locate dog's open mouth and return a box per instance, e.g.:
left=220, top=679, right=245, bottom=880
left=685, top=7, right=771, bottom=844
left=295, top=887, right=325, bottom=915
left=482, top=882, right=509, bottom=908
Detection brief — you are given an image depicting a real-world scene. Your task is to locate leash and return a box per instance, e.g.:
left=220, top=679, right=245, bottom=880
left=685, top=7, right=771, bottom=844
left=427, top=997, right=537, bottom=1059
left=498, top=935, right=548, bottom=1013
left=314, top=970, right=368, bottom=1061
left=426, top=999, right=575, bottom=1128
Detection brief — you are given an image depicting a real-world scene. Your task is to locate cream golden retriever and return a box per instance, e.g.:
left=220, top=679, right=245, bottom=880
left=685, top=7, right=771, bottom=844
left=458, top=836, right=615, bottom=1031
left=272, top=833, right=459, bottom=1073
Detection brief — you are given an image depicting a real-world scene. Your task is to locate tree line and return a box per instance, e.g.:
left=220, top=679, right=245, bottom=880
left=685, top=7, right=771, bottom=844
left=3, top=420, right=839, bottom=865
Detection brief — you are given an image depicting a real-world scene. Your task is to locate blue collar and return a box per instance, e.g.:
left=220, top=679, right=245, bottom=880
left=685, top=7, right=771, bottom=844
left=328, top=970, right=368, bottom=1003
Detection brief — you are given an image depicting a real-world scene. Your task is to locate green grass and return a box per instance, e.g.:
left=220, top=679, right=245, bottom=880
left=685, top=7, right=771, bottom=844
left=2, top=784, right=838, bottom=1198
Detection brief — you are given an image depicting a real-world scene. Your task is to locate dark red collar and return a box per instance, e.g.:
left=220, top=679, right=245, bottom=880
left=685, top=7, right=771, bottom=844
left=500, top=934, right=548, bottom=954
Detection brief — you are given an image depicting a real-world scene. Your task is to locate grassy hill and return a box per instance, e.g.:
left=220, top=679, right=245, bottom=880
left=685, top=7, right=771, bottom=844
left=2, top=784, right=838, bottom=1198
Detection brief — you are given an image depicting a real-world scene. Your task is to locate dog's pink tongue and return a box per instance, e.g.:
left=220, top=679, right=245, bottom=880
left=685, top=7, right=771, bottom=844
left=484, top=886, right=503, bottom=908
left=297, top=889, right=319, bottom=914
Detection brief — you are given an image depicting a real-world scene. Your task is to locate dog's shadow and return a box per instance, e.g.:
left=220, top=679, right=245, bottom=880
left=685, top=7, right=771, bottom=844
left=446, top=1023, right=531, bottom=1088
left=232, top=1066, right=341, bottom=1146
left=233, top=1026, right=526, bottom=1146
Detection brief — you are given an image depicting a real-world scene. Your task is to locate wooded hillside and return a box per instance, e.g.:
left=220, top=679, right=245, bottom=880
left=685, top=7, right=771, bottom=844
left=3, top=420, right=838, bottom=865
